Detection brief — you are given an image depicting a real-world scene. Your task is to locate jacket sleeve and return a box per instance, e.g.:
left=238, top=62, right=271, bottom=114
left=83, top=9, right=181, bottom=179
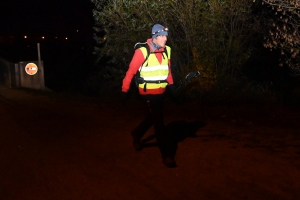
left=166, top=49, right=174, bottom=85
left=122, top=49, right=145, bottom=92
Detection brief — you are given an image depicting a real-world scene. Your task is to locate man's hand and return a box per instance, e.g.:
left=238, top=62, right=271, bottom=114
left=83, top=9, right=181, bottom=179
left=167, top=84, right=181, bottom=104
left=120, top=91, right=128, bottom=102
left=168, top=84, right=177, bottom=97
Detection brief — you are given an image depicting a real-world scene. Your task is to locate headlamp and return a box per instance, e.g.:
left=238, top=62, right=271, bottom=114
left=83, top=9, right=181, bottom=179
left=152, top=27, right=168, bottom=35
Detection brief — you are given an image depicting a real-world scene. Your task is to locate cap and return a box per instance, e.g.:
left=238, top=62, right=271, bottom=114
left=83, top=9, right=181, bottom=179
left=152, top=24, right=168, bottom=39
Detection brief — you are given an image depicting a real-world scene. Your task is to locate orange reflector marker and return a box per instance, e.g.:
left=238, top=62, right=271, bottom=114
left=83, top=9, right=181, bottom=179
left=25, top=63, right=38, bottom=75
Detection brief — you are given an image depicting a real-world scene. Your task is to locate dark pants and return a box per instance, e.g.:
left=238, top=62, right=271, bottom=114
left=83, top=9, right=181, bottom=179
left=131, top=93, right=173, bottom=158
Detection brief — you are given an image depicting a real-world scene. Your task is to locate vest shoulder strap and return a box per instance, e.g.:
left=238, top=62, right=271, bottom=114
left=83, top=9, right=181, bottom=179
left=134, top=42, right=169, bottom=67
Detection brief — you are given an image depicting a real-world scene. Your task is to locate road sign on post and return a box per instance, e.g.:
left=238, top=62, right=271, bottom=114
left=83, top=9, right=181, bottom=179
left=19, top=61, right=45, bottom=90
left=25, top=63, right=38, bottom=75
left=13, top=43, right=45, bottom=90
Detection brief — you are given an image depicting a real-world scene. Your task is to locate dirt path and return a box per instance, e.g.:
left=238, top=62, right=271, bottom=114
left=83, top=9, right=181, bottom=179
left=0, top=87, right=299, bottom=200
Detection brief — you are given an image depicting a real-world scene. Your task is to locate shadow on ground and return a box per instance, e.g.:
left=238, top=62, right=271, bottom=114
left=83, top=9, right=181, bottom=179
left=141, top=120, right=206, bottom=157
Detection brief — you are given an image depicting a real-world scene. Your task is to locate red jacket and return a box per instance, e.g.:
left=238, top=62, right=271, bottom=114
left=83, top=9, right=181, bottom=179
left=122, top=38, right=174, bottom=95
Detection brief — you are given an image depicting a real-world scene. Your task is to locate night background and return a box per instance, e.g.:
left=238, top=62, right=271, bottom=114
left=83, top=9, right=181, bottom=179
left=0, top=0, right=95, bottom=92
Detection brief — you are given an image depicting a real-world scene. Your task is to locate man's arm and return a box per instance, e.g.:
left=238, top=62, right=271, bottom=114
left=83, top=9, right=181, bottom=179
left=166, top=54, right=174, bottom=85
left=122, top=49, right=145, bottom=92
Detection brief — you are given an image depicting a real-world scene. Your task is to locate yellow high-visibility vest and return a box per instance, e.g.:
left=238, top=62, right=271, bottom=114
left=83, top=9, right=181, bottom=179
left=138, top=46, right=171, bottom=91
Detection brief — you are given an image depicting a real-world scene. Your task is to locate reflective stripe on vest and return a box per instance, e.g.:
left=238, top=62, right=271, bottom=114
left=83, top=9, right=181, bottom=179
left=138, top=46, right=170, bottom=90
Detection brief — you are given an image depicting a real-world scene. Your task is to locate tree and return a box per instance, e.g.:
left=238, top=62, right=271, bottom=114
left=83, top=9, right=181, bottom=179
left=255, top=0, right=300, bottom=74
left=91, top=0, right=261, bottom=90
left=91, top=0, right=164, bottom=83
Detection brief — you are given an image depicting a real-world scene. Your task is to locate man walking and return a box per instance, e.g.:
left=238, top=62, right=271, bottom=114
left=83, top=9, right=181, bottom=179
left=121, top=24, right=177, bottom=168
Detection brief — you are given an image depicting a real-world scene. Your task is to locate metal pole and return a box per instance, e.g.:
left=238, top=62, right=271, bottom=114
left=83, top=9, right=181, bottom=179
left=37, top=43, right=41, bottom=67
left=37, top=43, right=45, bottom=90
left=8, top=63, right=11, bottom=88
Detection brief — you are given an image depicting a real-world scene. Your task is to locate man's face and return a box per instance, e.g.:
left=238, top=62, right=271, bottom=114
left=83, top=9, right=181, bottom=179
left=153, top=35, right=168, bottom=48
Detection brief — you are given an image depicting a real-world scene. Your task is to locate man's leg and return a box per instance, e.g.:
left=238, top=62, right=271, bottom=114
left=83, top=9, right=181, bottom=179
left=130, top=96, right=155, bottom=151
left=148, top=94, right=177, bottom=168
left=131, top=112, right=153, bottom=151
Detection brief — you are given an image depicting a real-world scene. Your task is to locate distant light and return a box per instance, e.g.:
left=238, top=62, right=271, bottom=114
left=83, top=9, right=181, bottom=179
left=65, top=37, right=68, bottom=40
left=24, top=36, right=27, bottom=39
left=42, top=36, right=45, bottom=39
left=76, top=30, right=79, bottom=32
left=103, top=37, right=107, bottom=41
left=55, top=36, right=58, bottom=39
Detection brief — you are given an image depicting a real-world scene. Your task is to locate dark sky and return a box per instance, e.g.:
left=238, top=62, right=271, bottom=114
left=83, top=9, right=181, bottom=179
left=0, top=0, right=94, bottom=37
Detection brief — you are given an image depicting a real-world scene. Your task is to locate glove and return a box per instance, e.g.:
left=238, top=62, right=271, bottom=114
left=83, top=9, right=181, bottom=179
left=166, top=84, right=178, bottom=103
left=120, top=91, right=128, bottom=102
left=168, top=84, right=177, bottom=97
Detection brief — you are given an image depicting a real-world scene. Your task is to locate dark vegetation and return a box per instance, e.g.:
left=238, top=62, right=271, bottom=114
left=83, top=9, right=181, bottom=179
left=88, top=0, right=300, bottom=107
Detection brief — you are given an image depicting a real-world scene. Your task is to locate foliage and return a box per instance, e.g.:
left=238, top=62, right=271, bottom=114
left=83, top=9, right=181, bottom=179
left=91, top=0, right=169, bottom=68
left=189, top=0, right=260, bottom=90
left=91, top=0, right=262, bottom=92
left=254, top=0, right=300, bottom=74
